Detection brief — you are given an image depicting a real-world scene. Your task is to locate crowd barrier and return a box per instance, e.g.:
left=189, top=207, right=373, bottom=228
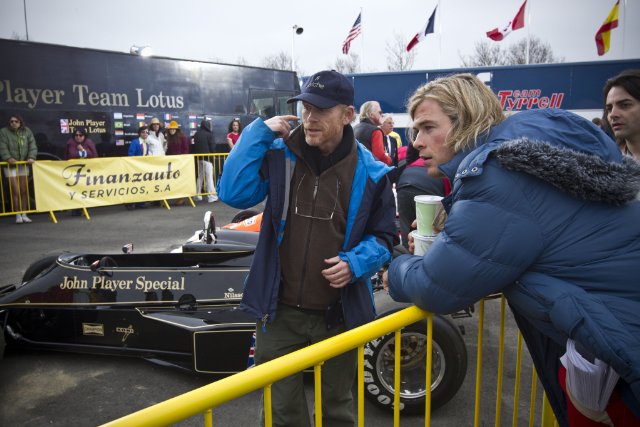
left=0, top=154, right=228, bottom=223
left=102, top=296, right=559, bottom=427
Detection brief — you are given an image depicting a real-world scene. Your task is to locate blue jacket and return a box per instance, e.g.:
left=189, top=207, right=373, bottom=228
left=388, top=109, right=640, bottom=422
left=218, top=118, right=396, bottom=329
left=128, top=138, right=146, bottom=156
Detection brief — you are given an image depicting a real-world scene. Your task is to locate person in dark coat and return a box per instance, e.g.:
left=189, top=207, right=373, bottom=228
left=190, top=119, right=217, bottom=202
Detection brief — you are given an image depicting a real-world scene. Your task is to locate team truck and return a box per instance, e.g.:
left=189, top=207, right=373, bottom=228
left=0, top=38, right=300, bottom=159
left=343, top=58, right=640, bottom=143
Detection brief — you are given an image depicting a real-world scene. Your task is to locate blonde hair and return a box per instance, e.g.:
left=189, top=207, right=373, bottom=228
left=407, top=73, right=505, bottom=152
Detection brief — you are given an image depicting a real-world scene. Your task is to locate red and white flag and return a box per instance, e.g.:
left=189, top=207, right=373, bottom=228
left=406, top=7, right=437, bottom=52
left=486, top=0, right=526, bottom=41
left=342, top=13, right=362, bottom=55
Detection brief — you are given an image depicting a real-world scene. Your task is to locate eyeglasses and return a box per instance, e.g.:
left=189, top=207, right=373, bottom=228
left=294, top=173, right=341, bottom=221
left=140, top=130, right=149, bottom=134
left=9, top=119, right=19, bottom=123
left=74, top=133, right=85, bottom=137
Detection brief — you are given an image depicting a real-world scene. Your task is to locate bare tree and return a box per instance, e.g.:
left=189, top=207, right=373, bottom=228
left=330, top=52, right=361, bottom=74
left=460, top=36, right=563, bottom=67
left=235, top=57, right=251, bottom=66
left=460, top=40, right=508, bottom=67
left=11, top=31, right=25, bottom=40
left=385, top=32, right=416, bottom=71
left=261, top=51, right=292, bottom=71
left=505, top=37, right=564, bottom=64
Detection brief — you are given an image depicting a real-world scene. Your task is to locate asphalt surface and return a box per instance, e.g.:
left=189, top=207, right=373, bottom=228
left=0, top=202, right=541, bottom=426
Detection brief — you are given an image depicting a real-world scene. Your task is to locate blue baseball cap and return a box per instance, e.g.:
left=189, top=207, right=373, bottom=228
left=287, top=70, right=354, bottom=108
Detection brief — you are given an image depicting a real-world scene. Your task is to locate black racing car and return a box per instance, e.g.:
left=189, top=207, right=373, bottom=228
left=0, top=211, right=467, bottom=413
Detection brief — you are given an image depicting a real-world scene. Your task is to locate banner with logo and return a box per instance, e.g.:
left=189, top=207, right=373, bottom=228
left=33, top=155, right=196, bottom=211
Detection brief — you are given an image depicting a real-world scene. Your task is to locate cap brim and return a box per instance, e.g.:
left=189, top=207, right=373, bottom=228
left=287, top=93, right=339, bottom=109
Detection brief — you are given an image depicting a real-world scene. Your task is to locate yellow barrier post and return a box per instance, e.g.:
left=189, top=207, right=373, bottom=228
left=474, top=299, right=486, bottom=427
left=394, top=330, right=401, bottom=426
left=512, top=333, right=523, bottom=426
left=203, top=408, right=212, bottom=427
left=425, top=313, right=433, bottom=427
left=314, top=364, right=323, bottom=427
left=264, top=384, right=272, bottom=427
left=357, top=345, right=365, bottom=427
left=495, top=296, right=507, bottom=426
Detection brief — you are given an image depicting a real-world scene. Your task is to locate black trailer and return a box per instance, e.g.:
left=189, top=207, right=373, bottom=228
left=0, top=39, right=300, bottom=159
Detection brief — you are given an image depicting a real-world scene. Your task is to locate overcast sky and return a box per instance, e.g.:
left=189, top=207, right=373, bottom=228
left=1, top=0, right=638, bottom=75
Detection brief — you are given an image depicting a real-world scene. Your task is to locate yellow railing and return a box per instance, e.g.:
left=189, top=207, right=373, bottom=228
left=0, top=154, right=228, bottom=221
left=103, top=297, right=558, bottom=427
left=0, top=161, right=36, bottom=216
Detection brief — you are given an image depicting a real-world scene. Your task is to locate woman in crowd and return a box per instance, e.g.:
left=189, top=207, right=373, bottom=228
left=0, top=114, right=37, bottom=223
left=146, top=117, right=166, bottom=156
left=65, top=126, right=98, bottom=216
left=226, top=118, right=242, bottom=150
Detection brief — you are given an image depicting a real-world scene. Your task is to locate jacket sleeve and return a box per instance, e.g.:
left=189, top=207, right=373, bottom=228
left=0, top=130, right=9, bottom=160
left=86, top=139, right=98, bottom=158
left=387, top=173, right=544, bottom=314
left=26, top=129, right=37, bottom=160
left=370, top=129, right=392, bottom=165
left=217, top=118, right=276, bottom=209
left=340, top=176, right=396, bottom=280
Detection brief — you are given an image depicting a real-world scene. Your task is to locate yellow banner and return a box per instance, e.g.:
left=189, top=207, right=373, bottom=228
left=33, top=155, right=196, bottom=211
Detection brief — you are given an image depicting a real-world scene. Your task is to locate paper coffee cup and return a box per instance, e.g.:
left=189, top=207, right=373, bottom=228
left=411, top=230, right=436, bottom=256
left=414, top=195, right=443, bottom=236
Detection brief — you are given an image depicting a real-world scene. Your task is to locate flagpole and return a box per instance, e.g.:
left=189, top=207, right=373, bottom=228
left=360, top=7, right=364, bottom=72
left=621, top=0, right=626, bottom=56
left=526, top=0, right=530, bottom=64
left=437, top=0, right=442, bottom=68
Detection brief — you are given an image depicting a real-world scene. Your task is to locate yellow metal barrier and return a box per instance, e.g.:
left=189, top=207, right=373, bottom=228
left=0, top=161, right=36, bottom=217
left=1, top=154, right=228, bottom=222
left=103, top=298, right=558, bottom=427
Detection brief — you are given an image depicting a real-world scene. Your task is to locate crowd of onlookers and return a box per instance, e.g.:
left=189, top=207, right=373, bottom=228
left=0, top=116, right=244, bottom=221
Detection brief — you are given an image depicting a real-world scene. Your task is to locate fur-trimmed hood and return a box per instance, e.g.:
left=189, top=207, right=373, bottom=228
left=495, top=139, right=640, bottom=205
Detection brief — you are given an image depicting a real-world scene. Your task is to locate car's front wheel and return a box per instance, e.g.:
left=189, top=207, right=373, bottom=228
left=364, top=314, right=467, bottom=414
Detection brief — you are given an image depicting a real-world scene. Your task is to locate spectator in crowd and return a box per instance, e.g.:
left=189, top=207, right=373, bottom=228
left=126, top=126, right=150, bottom=209
left=396, top=142, right=447, bottom=249
left=354, top=100, right=392, bottom=165
left=165, top=121, right=188, bottom=155
left=147, top=117, right=166, bottom=156
left=165, top=121, right=189, bottom=205
left=380, top=114, right=401, bottom=183
left=218, top=70, right=396, bottom=427
left=603, top=69, right=640, bottom=160
left=191, top=119, right=218, bottom=202
left=384, top=74, right=640, bottom=426
left=0, top=114, right=37, bottom=223
left=65, top=127, right=98, bottom=160
left=65, top=126, right=98, bottom=216
left=226, top=118, right=243, bottom=150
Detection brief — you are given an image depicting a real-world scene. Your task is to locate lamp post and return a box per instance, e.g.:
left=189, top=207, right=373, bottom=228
left=130, top=45, right=153, bottom=56
left=291, top=25, right=303, bottom=72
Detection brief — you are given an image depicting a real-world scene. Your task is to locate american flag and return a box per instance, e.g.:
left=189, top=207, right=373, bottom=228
left=341, top=12, right=361, bottom=55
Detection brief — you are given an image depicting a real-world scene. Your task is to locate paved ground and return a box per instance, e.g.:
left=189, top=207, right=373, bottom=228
left=0, top=202, right=542, bottom=426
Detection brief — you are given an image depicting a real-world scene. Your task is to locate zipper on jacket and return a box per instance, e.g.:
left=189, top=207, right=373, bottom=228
left=296, top=175, right=320, bottom=307
left=261, top=314, right=269, bottom=332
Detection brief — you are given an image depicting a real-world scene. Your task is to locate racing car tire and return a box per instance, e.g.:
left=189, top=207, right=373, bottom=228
left=231, top=209, right=260, bottom=223
left=21, top=255, right=59, bottom=283
left=364, top=314, right=467, bottom=414
left=0, top=328, right=5, bottom=360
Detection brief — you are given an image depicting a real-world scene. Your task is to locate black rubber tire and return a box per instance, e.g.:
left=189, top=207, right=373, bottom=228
left=0, top=328, right=5, bottom=360
left=21, top=254, right=59, bottom=283
left=231, top=209, right=260, bottom=224
left=364, top=314, right=467, bottom=414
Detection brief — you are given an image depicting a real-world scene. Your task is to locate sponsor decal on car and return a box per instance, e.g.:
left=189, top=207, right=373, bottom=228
left=115, top=325, right=135, bottom=342
left=82, top=323, right=104, bottom=336
left=224, top=288, right=242, bottom=299
left=59, top=275, right=186, bottom=292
